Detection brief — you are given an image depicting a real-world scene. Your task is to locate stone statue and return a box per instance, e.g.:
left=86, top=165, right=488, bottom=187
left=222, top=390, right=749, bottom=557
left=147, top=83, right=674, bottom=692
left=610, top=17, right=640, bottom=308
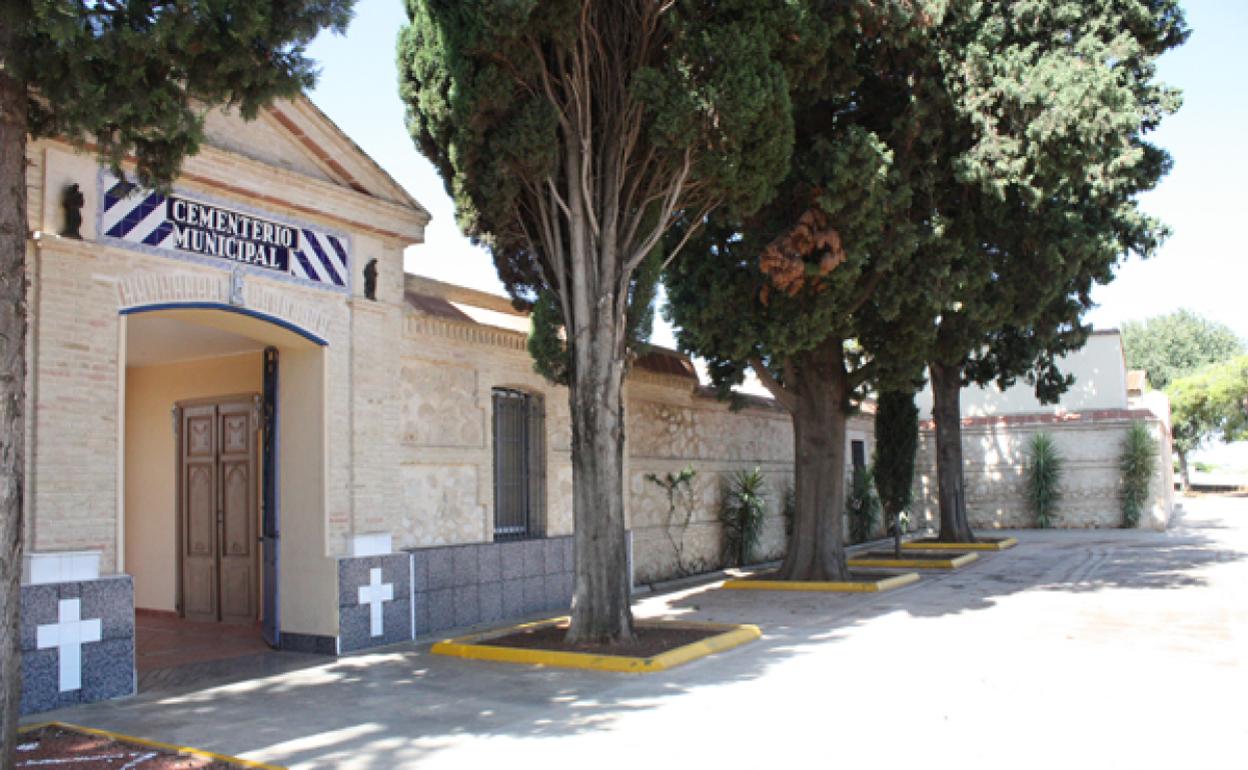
left=364, top=258, right=378, bottom=301
left=61, top=183, right=84, bottom=240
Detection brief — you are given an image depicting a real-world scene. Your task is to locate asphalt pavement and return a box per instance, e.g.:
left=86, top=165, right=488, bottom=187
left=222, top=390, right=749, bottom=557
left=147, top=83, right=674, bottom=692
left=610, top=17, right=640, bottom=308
left=35, top=494, right=1248, bottom=770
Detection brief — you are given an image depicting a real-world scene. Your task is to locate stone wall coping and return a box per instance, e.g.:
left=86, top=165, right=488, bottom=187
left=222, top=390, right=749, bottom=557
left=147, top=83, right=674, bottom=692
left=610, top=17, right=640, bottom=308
left=919, top=407, right=1161, bottom=430
left=405, top=311, right=529, bottom=351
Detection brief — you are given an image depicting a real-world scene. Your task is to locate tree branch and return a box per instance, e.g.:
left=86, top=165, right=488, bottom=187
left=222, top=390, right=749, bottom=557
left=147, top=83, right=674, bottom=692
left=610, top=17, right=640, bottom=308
left=623, top=147, right=694, bottom=275
left=847, top=270, right=885, bottom=315
left=750, top=357, right=798, bottom=413
left=659, top=201, right=716, bottom=272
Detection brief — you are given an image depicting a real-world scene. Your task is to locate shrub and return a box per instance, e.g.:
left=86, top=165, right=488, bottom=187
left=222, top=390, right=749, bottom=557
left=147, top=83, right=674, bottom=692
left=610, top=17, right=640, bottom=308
left=645, top=465, right=698, bottom=577
left=1121, top=421, right=1159, bottom=528
left=847, top=465, right=881, bottom=544
left=720, top=468, right=768, bottom=567
left=1024, top=432, right=1063, bottom=528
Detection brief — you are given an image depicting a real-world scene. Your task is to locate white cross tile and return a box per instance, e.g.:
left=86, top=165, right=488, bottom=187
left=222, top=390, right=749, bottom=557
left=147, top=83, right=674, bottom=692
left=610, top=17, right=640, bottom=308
left=36, top=598, right=102, bottom=692
left=358, top=568, right=394, bottom=638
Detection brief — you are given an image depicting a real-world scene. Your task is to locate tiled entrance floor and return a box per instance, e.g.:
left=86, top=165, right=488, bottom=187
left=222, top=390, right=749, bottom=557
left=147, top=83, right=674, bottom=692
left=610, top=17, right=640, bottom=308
left=134, top=611, right=327, bottom=694
left=136, top=611, right=270, bottom=671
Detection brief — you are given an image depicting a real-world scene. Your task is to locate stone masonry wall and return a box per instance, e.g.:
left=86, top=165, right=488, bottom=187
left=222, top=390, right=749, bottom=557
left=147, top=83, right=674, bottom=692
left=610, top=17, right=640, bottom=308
left=393, top=293, right=897, bottom=587
left=397, top=314, right=575, bottom=548
left=626, top=382, right=800, bottom=585
left=910, top=412, right=1174, bottom=531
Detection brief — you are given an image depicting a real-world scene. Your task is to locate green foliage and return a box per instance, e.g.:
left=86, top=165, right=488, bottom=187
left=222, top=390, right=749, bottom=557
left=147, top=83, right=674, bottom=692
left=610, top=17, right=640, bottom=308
left=873, top=390, right=918, bottom=525
left=398, top=0, right=802, bottom=319
left=668, top=0, right=1187, bottom=407
left=663, top=1, right=954, bottom=441
left=1123, top=310, right=1244, bottom=390
left=935, top=0, right=1188, bottom=400
left=527, top=291, right=570, bottom=386
left=10, top=0, right=355, bottom=187
left=645, top=465, right=698, bottom=577
left=719, top=468, right=768, bottom=567
left=846, top=466, right=880, bottom=545
left=1121, top=422, right=1159, bottom=528
left=1165, top=356, right=1248, bottom=457
left=626, top=251, right=661, bottom=344
left=1024, top=433, right=1063, bottom=529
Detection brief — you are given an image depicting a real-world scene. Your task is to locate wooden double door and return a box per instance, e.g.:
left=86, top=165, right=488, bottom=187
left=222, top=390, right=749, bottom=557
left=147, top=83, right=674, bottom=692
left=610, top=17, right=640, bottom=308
left=178, top=397, right=260, bottom=625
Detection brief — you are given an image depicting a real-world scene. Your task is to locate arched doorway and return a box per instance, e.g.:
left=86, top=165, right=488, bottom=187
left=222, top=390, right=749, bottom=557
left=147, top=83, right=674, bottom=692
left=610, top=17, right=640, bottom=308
left=119, top=304, right=326, bottom=672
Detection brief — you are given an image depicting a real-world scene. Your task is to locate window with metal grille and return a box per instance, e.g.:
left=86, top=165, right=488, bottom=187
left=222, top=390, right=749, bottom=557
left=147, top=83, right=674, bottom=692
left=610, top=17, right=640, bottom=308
left=492, top=388, right=546, bottom=540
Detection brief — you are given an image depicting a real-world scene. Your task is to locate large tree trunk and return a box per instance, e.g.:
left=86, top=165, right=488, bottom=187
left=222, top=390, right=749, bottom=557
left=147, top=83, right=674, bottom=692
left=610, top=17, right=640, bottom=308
left=0, top=18, right=28, bottom=766
left=565, top=305, right=634, bottom=644
left=1177, top=449, right=1191, bottom=492
left=930, top=360, right=975, bottom=543
left=776, top=338, right=850, bottom=582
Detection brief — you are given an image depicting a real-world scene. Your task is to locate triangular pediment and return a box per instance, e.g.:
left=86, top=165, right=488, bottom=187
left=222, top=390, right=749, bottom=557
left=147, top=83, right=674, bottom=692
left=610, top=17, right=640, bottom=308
left=200, top=95, right=426, bottom=217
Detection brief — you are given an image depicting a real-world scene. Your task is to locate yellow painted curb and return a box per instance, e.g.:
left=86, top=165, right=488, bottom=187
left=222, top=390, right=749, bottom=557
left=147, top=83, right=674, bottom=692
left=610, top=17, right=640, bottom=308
left=902, top=537, right=1018, bottom=552
left=720, top=572, right=920, bottom=593
left=432, top=616, right=761, bottom=673
left=19, top=721, right=285, bottom=769
left=848, top=551, right=980, bottom=570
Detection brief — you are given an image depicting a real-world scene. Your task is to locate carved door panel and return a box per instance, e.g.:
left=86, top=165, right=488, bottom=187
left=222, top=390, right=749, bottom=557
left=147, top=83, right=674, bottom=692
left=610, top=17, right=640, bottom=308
left=181, top=405, right=219, bottom=622
left=179, top=398, right=258, bottom=624
left=218, top=401, right=257, bottom=624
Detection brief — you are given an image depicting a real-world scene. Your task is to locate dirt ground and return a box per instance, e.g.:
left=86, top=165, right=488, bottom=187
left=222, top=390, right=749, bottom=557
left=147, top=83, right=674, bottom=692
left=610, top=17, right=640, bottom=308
left=17, top=725, right=239, bottom=769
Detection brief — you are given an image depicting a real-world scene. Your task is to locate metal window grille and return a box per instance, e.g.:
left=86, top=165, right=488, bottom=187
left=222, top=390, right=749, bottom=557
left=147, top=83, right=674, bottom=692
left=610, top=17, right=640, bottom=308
left=493, top=389, right=545, bottom=540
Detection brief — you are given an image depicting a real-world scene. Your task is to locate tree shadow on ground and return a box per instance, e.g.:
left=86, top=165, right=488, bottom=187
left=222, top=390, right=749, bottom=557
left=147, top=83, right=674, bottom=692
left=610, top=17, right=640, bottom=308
left=39, top=501, right=1246, bottom=769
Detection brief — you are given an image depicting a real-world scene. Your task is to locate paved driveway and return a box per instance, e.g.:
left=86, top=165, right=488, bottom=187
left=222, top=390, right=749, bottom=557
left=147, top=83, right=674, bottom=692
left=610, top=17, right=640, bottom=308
left=36, top=495, right=1248, bottom=769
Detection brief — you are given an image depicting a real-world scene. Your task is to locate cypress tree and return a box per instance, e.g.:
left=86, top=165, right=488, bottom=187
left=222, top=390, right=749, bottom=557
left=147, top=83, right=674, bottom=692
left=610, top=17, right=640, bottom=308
left=873, top=390, right=919, bottom=558
left=666, top=1, right=947, bottom=581
left=398, top=0, right=806, bottom=641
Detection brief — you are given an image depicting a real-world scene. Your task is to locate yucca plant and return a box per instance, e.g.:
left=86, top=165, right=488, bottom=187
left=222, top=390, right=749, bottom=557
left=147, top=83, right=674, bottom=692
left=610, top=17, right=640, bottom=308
left=1121, top=421, right=1159, bottom=528
left=1024, top=432, right=1063, bottom=528
left=720, top=468, right=768, bottom=567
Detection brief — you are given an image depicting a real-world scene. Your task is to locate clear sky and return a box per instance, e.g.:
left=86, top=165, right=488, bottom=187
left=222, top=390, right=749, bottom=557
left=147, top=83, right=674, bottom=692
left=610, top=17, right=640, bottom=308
left=306, top=0, right=1248, bottom=346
